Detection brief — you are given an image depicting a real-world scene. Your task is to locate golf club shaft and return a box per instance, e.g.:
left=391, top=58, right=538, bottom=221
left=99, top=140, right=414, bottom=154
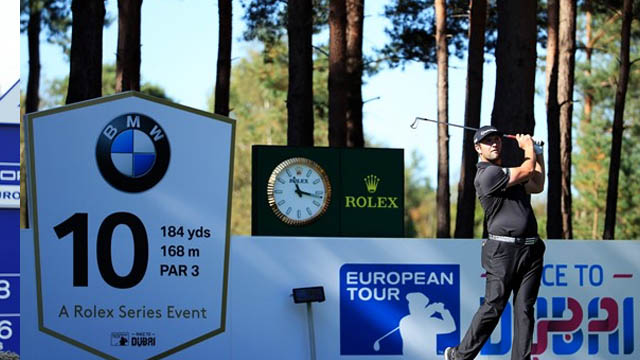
left=375, top=326, right=400, bottom=344
left=411, top=117, right=544, bottom=146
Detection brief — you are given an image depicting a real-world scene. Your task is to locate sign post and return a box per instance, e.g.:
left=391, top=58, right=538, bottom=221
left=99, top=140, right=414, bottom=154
left=24, top=92, right=235, bottom=359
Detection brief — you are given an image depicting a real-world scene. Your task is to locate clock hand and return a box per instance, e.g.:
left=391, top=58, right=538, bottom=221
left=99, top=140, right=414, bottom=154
left=294, top=183, right=303, bottom=198
left=298, top=189, right=323, bottom=199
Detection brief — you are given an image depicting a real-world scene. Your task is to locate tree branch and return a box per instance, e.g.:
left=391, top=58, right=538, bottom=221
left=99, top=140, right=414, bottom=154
left=363, top=96, right=380, bottom=104
left=312, top=45, right=329, bottom=57
left=587, top=12, right=622, bottom=48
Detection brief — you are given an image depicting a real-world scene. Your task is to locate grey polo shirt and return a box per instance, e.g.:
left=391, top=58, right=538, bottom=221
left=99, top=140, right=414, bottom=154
left=474, top=161, right=538, bottom=238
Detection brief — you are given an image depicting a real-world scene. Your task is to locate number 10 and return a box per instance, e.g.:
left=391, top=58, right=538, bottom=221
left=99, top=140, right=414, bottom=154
left=54, top=212, right=148, bottom=289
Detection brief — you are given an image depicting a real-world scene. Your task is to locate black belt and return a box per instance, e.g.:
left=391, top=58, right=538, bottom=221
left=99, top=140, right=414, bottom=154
left=488, top=234, right=538, bottom=245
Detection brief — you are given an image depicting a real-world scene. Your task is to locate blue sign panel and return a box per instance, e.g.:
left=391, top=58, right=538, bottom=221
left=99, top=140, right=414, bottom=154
left=340, top=263, right=460, bottom=357
left=0, top=163, right=18, bottom=185
left=0, top=80, right=20, bottom=354
left=0, top=312, right=19, bottom=353
left=0, top=209, right=19, bottom=355
left=0, top=125, right=19, bottom=160
left=0, top=210, right=19, bottom=269
left=0, top=163, right=19, bottom=208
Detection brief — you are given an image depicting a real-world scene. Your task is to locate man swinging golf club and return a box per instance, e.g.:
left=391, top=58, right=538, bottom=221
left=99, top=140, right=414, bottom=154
left=445, top=126, right=546, bottom=360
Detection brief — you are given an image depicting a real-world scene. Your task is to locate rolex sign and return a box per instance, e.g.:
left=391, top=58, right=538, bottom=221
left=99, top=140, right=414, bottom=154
left=340, top=148, right=404, bottom=237
left=252, top=146, right=404, bottom=237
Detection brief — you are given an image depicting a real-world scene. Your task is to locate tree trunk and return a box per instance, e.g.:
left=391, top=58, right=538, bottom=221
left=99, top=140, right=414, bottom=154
left=435, top=0, right=449, bottom=238
left=345, top=0, right=364, bottom=147
left=557, top=0, right=576, bottom=239
left=491, top=0, right=537, bottom=167
left=287, top=0, right=314, bottom=145
left=583, top=2, right=592, bottom=124
left=26, top=3, right=41, bottom=113
left=603, top=0, right=632, bottom=240
left=454, top=0, right=486, bottom=239
left=328, top=0, right=347, bottom=147
left=67, top=0, right=105, bottom=104
left=215, top=0, right=232, bottom=117
left=20, top=137, right=27, bottom=228
left=584, top=2, right=595, bottom=236
left=546, top=0, right=562, bottom=239
left=583, top=11, right=622, bottom=123
left=115, top=0, right=142, bottom=93
left=592, top=206, right=598, bottom=240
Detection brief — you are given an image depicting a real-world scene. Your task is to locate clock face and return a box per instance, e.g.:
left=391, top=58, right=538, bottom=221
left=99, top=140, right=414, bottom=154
left=267, top=157, right=331, bottom=225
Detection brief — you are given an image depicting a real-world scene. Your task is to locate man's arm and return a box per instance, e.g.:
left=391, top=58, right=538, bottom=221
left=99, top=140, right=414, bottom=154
left=507, top=134, right=536, bottom=187
left=525, top=151, right=545, bottom=194
left=435, top=303, right=457, bottom=334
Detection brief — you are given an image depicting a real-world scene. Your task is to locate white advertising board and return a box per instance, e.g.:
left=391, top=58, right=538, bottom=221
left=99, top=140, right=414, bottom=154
left=226, top=237, right=637, bottom=360
left=21, top=231, right=639, bottom=359
left=23, top=92, right=234, bottom=359
left=0, top=80, right=19, bottom=124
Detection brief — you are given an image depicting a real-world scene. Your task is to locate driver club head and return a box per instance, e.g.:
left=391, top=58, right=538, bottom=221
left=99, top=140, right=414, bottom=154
left=373, top=341, right=381, bottom=351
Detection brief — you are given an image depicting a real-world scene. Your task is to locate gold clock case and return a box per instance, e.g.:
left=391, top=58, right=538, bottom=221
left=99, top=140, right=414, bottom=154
left=266, top=157, right=332, bottom=226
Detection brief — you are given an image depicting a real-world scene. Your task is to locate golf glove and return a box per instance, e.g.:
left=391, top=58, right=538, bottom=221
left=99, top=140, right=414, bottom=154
left=534, top=143, right=544, bottom=155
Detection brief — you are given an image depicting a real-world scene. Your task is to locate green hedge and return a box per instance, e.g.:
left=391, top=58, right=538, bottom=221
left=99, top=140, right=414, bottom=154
left=0, top=352, right=19, bottom=360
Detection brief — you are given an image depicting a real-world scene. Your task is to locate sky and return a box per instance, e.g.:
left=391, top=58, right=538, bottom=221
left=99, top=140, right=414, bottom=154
left=1, top=0, right=19, bottom=93
left=19, top=0, right=550, bottom=190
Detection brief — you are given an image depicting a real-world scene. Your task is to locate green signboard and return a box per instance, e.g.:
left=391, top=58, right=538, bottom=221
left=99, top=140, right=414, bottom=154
left=252, top=146, right=403, bottom=237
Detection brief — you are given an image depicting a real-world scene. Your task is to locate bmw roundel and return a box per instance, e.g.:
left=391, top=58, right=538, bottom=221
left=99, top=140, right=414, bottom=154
left=96, top=113, right=170, bottom=192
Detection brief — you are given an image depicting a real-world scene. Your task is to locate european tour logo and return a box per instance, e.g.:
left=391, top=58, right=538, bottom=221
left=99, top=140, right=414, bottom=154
left=340, top=264, right=460, bottom=358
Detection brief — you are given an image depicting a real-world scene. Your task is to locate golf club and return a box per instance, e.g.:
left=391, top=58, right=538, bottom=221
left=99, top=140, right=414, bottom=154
left=410, top=117, right=544, bottom=146
left=373, top=326, right=400, bottom=351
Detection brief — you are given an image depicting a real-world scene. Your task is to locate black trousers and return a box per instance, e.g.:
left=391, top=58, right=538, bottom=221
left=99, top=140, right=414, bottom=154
left=454, top=238, right=545, bottom=360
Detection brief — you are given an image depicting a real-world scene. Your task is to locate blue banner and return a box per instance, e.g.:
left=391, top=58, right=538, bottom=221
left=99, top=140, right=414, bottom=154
left=0, top=112, right=19, bottom=354
left=340, top=264, right=460, bottom=357
left=0, top=125, right=18, bottom=161
left=0, top=208, right=19, bottom=354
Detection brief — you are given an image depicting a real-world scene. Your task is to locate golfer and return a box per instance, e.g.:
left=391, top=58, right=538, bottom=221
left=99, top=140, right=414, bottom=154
left=445, top=126, right=546, bottom=360
left=398, top=292, right=455, bottom=359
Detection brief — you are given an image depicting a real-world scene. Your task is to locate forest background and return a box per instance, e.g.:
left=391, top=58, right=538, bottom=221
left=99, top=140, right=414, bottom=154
left=19, top=0, right=640, bottom=239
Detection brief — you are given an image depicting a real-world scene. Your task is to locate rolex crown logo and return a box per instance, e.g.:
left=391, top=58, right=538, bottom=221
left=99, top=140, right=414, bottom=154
left=364, top=174, right=380, bottom=193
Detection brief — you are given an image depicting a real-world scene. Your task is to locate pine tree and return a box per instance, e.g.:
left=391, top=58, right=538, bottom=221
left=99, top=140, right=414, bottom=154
left=573, top=6, right=640, bottom=239
left=404, top=151, right=437, bottom=237
left=207, top=42, right=330, bottom=234
left=115, top=0, right=143, bottom=92
left=21, top=0, right=72, bottom=112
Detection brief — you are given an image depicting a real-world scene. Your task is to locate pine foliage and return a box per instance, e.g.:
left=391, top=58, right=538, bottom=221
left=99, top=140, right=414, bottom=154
left=573, top=8, right=640, bottom=239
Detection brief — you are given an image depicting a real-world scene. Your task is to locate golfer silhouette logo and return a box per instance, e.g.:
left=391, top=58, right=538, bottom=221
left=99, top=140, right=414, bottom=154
left=373, top=292, right=456, bottom=359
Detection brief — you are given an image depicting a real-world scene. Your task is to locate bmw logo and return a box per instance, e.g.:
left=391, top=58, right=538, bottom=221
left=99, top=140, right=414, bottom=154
left=96, top=113, right=170, bottom=192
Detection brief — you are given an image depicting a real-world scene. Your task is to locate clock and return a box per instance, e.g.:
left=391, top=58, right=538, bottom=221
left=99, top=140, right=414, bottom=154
left=267, top=157, right=332, bottom=225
